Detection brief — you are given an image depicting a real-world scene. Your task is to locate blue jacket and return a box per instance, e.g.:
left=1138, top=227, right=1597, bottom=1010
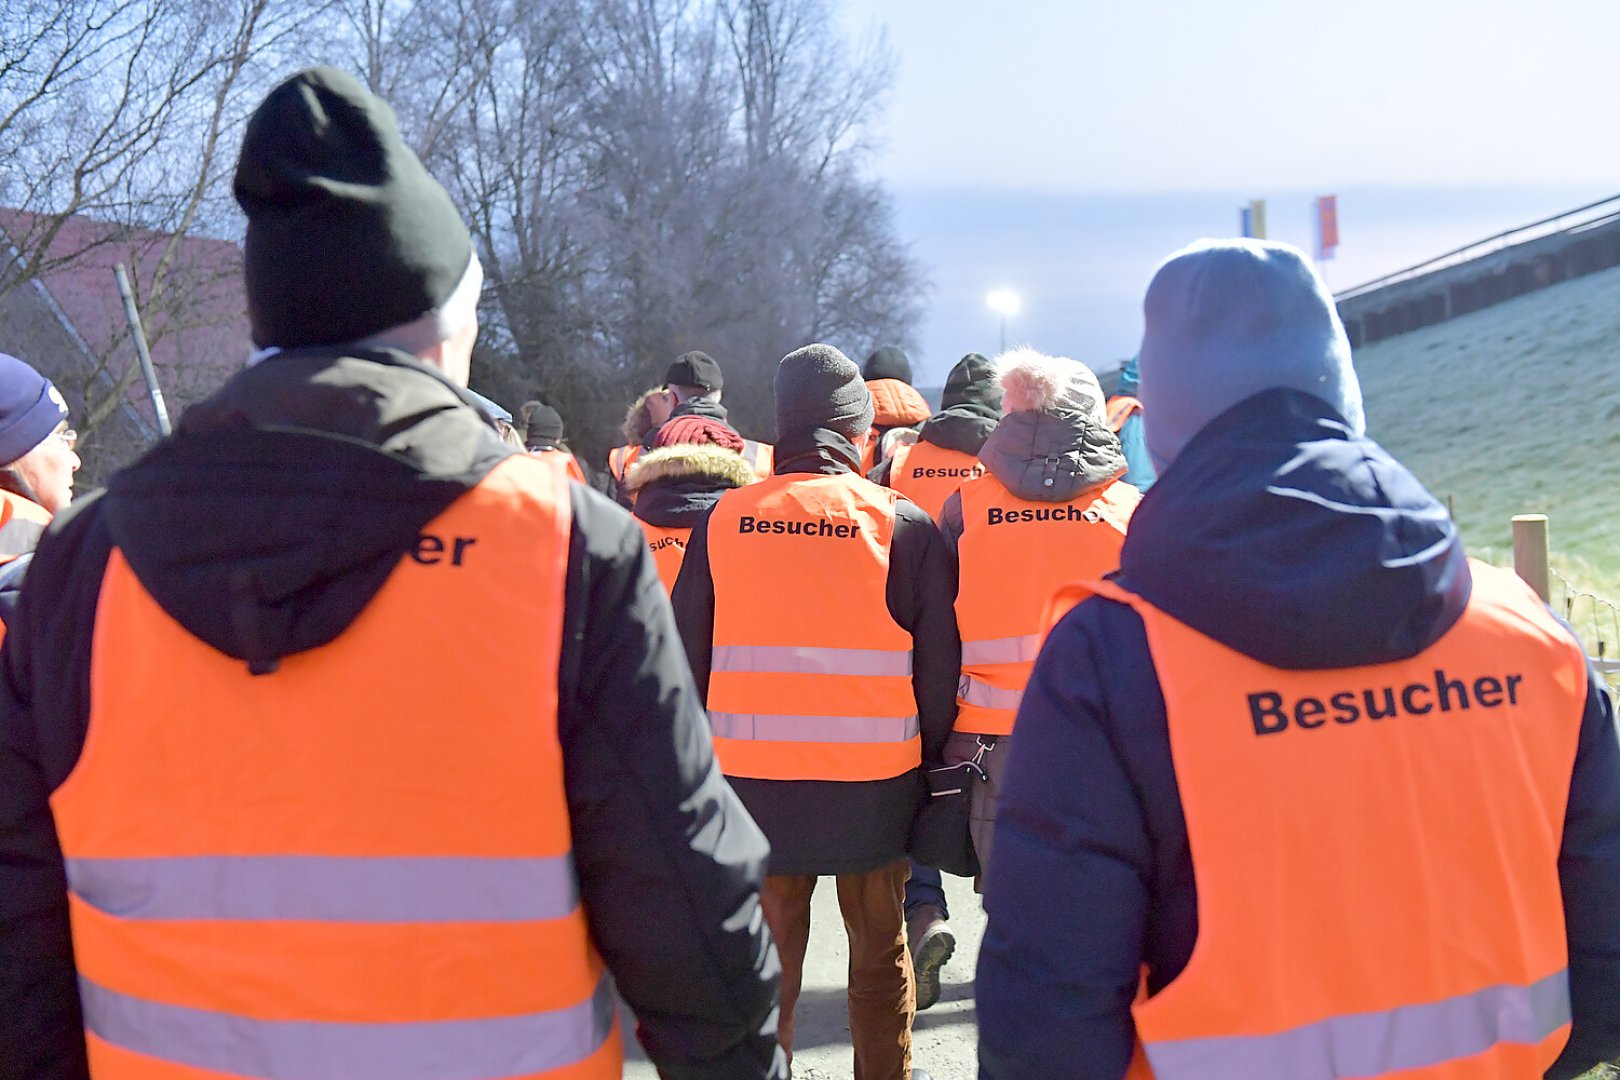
left=976, top=388, right=1620, bottom=1080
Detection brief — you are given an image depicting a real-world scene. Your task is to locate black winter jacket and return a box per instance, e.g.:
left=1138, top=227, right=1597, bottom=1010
left=671, top=428, right=961, bottom=877
left=0, top=348, right=784, bottom=1080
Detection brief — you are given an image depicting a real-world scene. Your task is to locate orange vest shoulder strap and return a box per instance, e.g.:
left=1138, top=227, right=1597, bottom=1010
left=1107, top=395, right=1142, bottom=432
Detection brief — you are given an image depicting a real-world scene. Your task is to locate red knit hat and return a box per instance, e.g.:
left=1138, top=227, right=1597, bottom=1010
left=655, top=415, right=745, bottom=452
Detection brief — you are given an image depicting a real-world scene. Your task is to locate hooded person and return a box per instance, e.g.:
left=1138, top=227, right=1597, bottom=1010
left=672, top=343, right=960, bottom=1080
left=608, top=354, right=771, bottom=503
left=0, top=66, right=785, bottom=1080
left=1105, top=354, right=1155, bottom=491
left=870, top=351, right=1001, bottom=519
left=626, top=416, right=756, bottom=593
left=860, top=345, right=932, bottom=473
left=977, top=239, right=1620, bottom=1080
left=936, top=349, right=1138, bottom=881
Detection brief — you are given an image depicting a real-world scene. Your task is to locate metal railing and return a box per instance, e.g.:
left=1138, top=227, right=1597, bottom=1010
left=1335, top=193, right=1620, bottom=303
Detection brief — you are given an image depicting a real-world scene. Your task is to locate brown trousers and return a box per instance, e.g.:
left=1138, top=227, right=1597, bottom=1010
left=760, top=860, right=915, bottom=1080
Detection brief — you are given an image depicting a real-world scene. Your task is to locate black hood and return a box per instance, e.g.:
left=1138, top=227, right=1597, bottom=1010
left=102, top=348, right=510, bottom=673
left=1119, top=389, right=1471, bottom=670
left=918, top=352, right=1001, bottom=455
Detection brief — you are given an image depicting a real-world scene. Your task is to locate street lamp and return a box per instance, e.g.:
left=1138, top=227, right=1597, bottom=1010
left=986, top=289, right=1021, bottom=353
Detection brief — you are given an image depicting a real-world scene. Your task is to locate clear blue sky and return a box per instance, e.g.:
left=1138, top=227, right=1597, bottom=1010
left=838, top=0, right=1620, bottom=384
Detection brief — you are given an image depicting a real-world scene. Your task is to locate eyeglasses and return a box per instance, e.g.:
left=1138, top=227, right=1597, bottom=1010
left=52, top=428, right=77, bottom=451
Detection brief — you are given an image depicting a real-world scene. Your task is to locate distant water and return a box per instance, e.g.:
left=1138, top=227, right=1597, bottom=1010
left=894, top=184, right=1615, bottom=386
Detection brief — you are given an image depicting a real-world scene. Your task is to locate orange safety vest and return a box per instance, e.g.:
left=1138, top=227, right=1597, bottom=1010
left=0, top=488, right=51, bottom=563
left=705, top=472, right=921, bottom=782
left=740, top=439, right=774, bottom=481
left=607, top=442, right=642, bottom=484
left=50, top=455, right=621, bottom=1079
left=1062, top=563, right=1585, bottom=1080
left=1106, top=394, right=1142, bottom=433
left=886, top=441, right=984, bottom=520
left=955, top=475, right=1138, bottom=735
left=636, top=517, right=691, bottom=594
left=528, top=447, right=586, bottom=484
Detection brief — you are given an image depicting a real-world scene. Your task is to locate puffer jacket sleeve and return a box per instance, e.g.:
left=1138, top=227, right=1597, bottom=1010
left=560, top=487, right=782, bottom=1079
left=978, top=595, right=1181, bottom=1080
left=1546, top=665, right=1620, bottom=1079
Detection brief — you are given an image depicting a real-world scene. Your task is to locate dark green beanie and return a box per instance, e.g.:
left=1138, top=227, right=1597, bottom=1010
left=233, top=67, right=473, bottom=349
left=940, top=352, right=1001, bottom=413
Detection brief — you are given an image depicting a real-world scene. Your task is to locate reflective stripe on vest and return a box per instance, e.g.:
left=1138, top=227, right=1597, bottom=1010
left=1106, top=395, right=1142, bottom=433
left=887, top=441, right=984, bottom=521
left=608, top=443, right=642, bottom=483
left=0, top=488, right=51, bottom=562
left=636, top=517, right=691, bottom=594
left=705, top=472, right=921, bottom=781
left=1082, top=562, right=1585, bottom=1080
left=954, top=474, right=1137, bottom=735
left=741, top=439, right=774, bottom=480
left=52, top=455, right=621, bottom=1080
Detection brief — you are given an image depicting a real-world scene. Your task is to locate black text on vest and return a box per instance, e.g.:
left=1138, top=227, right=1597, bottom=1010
left=987, top=505, right=1102, bottom=526
left=1248, top=669, right=1525, bottom=735
left=650, top=536, right=686, bottom=553
left=412, top=534, right=478, bottom=566
left=738, top=515, right=858, bottom=539
left=912, top=465, right=982, bottom=479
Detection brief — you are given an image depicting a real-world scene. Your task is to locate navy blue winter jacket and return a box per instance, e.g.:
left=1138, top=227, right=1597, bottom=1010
left=976, top=389, right=1620, bottom=1080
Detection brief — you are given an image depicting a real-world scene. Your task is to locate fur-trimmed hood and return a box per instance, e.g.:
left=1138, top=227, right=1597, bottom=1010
left=628, top=443, right=756, bottom=528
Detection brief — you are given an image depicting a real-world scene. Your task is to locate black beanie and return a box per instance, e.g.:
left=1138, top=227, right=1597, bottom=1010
left=521, top=401, right=565, bottom=448
left=664, top=351, right=723, bottom=393
left=862, top=345, right=912, bottom=384
left=941, top=352, right=1002, bottom=414
left=776, top=344, right=874, bottom=440
left=233, top=67, right=474, bottom=349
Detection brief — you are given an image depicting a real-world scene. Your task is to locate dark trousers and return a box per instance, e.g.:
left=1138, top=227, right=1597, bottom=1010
left=760, top=859, right=915, bottom=1080
left=903, top=860, right=948, bottom=920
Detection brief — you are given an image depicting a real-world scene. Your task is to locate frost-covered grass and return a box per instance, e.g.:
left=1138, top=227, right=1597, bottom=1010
left=1356, top=262, right=1620, bottom=647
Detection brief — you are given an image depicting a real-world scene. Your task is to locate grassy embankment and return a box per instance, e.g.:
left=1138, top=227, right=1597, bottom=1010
left=1355, top=262, right=1620, bottom=659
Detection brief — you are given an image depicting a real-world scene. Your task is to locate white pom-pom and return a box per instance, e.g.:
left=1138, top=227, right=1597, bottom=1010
left=995, top=349, right=1105, bottom=422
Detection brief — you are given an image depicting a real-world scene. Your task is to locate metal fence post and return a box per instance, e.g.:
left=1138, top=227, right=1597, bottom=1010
left=1512, top=514, right=1550, bottom=601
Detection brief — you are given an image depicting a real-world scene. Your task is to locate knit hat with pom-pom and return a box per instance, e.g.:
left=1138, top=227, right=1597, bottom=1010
left=995, top=348, right=1107, bottom=426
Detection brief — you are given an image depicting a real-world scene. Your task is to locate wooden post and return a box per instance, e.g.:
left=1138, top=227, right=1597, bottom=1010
left=1512, top=514, right=1550, bottom=601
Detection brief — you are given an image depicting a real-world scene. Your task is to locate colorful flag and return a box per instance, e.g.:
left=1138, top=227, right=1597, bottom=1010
left=1316, top=195, right=1339, bottom=261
